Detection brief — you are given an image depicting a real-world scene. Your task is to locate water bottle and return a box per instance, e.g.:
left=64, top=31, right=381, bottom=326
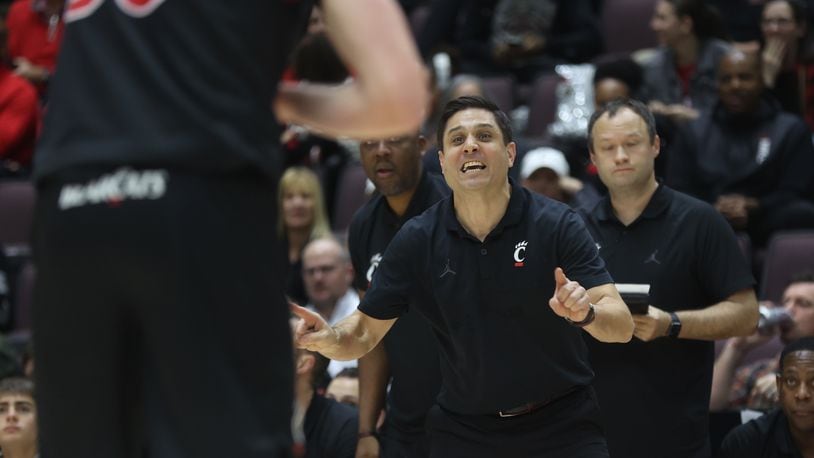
left=757, top=305, right=792, bottom=335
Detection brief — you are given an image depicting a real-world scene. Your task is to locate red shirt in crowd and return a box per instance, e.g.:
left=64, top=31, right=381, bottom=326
left=5, top=0, right=64, bottom=94
left=0, top=66, right=40, bottom=166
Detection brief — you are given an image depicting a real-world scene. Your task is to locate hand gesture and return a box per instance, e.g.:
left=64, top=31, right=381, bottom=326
left=632, top=305, right=671, bottom=341
left=549, top=267, right=591, bottom=322
left=762, top=37, right=787, bottom=87
left=355, top=435, right=380, bottom=458
left=748, top=373, right=779, bottom=409
left=715, top=194, right=757, bottom=229
left=290, top=303, right=339, bottom=353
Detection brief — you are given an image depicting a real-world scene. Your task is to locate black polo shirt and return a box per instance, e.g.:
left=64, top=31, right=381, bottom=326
left=359, top=179, right=612, bottom=415
left=347, top=171, right=448, bottom=438
left=719, top=409, right=804, bottom=458
left=579, top=185, right=755, bottom=458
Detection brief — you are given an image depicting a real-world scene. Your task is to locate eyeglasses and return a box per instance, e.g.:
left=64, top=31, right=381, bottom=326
left=359, top=136, right=412, bottom=152
left=303, top=264, right=339, bottom=277
left=762, top=17, right=795, bottom=27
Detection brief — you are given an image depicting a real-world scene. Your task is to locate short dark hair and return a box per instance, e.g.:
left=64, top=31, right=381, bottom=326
left=790, top=270, right=814, bottom=285
left=0, top=377, right=34, bottom=398
left=779, top=337, right=814, bottom=371
left=593, top=56, right=644, bottom=94
left=334, top=367, right=358, bottom=379
left=436, top=96, right=513, bottom=149
left=667, top=0, right=728, bottom=41
left=587, top=98, right=657, bottom=152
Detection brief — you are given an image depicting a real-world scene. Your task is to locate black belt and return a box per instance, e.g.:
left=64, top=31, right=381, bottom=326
left=496, top=387, right=581, bottom=418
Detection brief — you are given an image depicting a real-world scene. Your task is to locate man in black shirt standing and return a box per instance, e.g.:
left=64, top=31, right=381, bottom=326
left=31, top=0, right=428, bottom=456
left=580, top=98, right=759, bottom=458
left=348, top=132, right=448, bottom=457
left=294, top=96, right=633, bottom=457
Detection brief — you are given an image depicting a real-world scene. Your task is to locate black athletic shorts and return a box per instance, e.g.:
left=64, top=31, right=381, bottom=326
left=33, top=166, right=292, bottom=458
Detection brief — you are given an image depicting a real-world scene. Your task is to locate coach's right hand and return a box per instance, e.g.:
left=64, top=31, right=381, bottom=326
left=291, top=303, right=340, bottom=353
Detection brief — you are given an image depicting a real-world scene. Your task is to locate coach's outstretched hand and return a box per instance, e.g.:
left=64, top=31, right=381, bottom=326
left=549, top=267, right=592, bottom=323
left=291, top=303, right=339, bottom=354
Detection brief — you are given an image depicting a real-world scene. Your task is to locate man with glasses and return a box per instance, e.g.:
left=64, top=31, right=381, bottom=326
left=349, top=131, right=448, bottom=457
left=303, top=237, right=360, bottom=378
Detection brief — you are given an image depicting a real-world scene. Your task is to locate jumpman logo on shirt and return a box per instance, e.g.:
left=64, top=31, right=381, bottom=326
left=644, top=249, right=661, bottom=265
left=440, top=258, right=456, bottom=278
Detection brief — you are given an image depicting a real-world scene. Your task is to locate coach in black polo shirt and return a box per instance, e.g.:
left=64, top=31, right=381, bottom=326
left=580, top=98, right=759, bottom=458
left=294, top=96, right=634, bottom=457
left=348, top=132, right=448, bottom=457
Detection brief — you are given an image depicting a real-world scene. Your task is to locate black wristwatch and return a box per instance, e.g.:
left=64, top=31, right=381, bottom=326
left=666, top=311, right=682, bottom=338
left=566, top=303, right=596, bottom=328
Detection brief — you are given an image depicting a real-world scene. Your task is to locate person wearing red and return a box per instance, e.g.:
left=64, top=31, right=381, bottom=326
left=5, top=0, right=65, bottom=97
left=0, top=17, right=39, bottom=170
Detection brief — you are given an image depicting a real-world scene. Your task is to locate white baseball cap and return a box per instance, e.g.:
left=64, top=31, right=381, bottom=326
left=520, top=147, right=570, bottom=179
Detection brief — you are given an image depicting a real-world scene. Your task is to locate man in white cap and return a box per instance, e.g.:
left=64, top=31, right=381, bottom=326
left=520, top=146, right=599, bottom=208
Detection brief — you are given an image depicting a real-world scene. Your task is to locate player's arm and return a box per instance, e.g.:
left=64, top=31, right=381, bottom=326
left=550, top=268, right=633, bottom=343
left=633, top=289, right=759, bottom=341
left=292, top=305, right=396, bottom=361
left=274, top=0, right=427, bottom=139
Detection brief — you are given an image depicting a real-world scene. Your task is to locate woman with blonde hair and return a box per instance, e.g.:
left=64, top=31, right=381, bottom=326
left=278, top=167, right=331, bottom=305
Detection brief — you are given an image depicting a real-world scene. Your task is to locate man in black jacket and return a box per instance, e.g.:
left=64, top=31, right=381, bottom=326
left=667, top=49, right=814, bottom=245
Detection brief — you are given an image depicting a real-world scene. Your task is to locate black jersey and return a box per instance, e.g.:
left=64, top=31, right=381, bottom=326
left=34, top=0, right=312, bottom=181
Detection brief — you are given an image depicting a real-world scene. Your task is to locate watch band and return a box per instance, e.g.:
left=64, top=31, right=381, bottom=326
left=667, top=311, right=682, bottom=338
left=566, top=303, right=596, bottom=328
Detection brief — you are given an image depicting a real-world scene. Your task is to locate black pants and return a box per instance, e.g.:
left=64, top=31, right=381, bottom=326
left=426, top=387, right=608, bottom=458
left=33, top=167, right=292, bottom=458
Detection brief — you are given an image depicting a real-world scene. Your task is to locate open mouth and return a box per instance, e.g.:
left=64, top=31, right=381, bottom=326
left=460, top=161, right=486, bottom=173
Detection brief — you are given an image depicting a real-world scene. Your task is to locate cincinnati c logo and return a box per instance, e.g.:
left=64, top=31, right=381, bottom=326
left=513, top=241, right=527, bottom=267
left=366, top=253, right=382, bottom=284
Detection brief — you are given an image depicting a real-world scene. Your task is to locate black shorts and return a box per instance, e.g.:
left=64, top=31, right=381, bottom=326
left=32, top=166, right=292, bottom=458
left=426, top=386, right=608, bottom=458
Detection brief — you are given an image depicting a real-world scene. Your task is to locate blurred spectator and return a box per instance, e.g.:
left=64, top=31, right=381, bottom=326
left=593, top=57, right=644, bottom=108
left=718, top=337, right=814, bottom=458
left=642, top=0, right=730, bottom=123
left=281, top=32, right=352, bottom=222
left=292, top=345, right=358, bottom=458
left=519, top=146, right=599, bottom=209
left=326, top=367, right=359, bottom=407
left=0, top=16, right=38, bottom=174
left=5, top=0, right=64, bottom=99
left=420, top=0, right=602, bottom=83
left=302, top=237, right=358, bottom=378
left=760, top=0, right=814, bottom=130
left=712, top=272, right=814, bottom=412
left=279, top=167, right=332, bottom=306
left=667, top=49, right=814, bottom=246
left=0, top=377, right=38, bottom=458
left=307, top=4, right=326, bottom=35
